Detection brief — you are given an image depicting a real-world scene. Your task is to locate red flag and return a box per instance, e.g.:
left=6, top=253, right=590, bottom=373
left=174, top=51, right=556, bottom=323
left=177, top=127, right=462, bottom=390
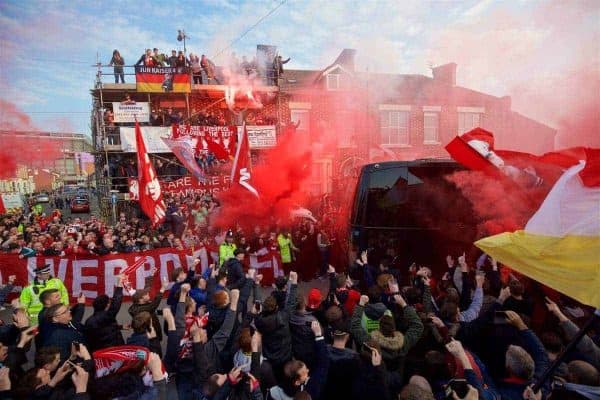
left=231, top=124, right=259, bottom=197
left=579, top=148, right=600, bottom=187
left=205, top=136, right=231, bottom=160
left=445, top=128, right=500, bottom=172
left=135, top=122, right=166, bottom=226
left=0, top=196, right=5, bottom=215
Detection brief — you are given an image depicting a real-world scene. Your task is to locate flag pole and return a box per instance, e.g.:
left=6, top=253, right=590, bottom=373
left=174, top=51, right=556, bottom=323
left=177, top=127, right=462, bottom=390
left=532, top=308, right=600, bottom=392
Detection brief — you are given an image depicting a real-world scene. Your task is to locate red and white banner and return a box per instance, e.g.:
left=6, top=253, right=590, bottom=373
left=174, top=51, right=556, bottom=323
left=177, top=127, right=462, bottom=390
left=160, top=176, right=230, bottom=196
left=129, top=176, right=231, bottom=199
left=173, top=125, right=237, bottom=160
left=94, top=345, right=150, bottom=378
left=0, top=248, right=200, bottom=303
left=136, top=121, right=166, bottom=227
left=173, top=125, right=237, bottom=141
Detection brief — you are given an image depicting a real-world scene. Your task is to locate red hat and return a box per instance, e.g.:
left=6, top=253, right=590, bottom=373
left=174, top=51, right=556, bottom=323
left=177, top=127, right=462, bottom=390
left=307, top=288, right=322, bottom=309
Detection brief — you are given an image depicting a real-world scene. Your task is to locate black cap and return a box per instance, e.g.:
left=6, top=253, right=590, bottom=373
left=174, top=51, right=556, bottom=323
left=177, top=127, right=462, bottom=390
left=233, top=248, right=246, bottom=256
left=226, top=229, right=234, bottom=238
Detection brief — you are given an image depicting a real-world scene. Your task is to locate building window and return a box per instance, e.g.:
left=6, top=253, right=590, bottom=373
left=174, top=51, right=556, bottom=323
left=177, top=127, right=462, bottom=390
left=424, top=112, right=440, bottom=143
left=290, top=109, right=310, bottom=134
left=380, top=110, right=409, bottom=146
left=458, top=112, right=482, bottom=134
left=326, top=74, right=340, bottom=90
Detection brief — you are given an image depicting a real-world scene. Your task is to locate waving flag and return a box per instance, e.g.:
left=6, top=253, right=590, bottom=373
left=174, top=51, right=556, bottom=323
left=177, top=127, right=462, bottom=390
left=162, top=137, right=207, bottom=183
left=136, top=121, right=166, bottom=226
left=476, top=149, right=600, bottom=308
left=446, top=128, right=548, bottom=187
left=231, top=125, right=259, bottom=197
left=205, top=136, right=231, bottom=161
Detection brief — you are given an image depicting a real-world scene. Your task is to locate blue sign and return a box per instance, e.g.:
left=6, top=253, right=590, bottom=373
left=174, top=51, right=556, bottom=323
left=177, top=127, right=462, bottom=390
left=111, top=193, right=117, bottom=204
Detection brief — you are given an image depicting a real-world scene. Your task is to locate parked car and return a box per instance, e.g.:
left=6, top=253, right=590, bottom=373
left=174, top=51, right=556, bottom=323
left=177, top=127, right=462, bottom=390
left=36, top=192, right=50, bottom=203
left=70, top=197, right=90, bottom=213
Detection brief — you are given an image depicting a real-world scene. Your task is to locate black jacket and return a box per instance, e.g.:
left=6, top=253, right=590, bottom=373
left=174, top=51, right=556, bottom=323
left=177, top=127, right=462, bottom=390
left=128, top=276, right=164, bottom=341
left=84, top=287, right=124, bottom=352
left=289, top=310, right=317, bottom=368
left=255, top=283, right=298, bottom=365
left=323, top=346, right=361, bottom=400
left=224, top=257, right=245, bottom=290
left=41, top=304, right=86, bottom=362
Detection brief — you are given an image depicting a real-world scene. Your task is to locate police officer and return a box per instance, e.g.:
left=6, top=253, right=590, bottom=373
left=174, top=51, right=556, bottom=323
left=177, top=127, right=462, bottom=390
left=219, top=229, right=237, bottom=267
left=19, top=264, right=69, bottom=325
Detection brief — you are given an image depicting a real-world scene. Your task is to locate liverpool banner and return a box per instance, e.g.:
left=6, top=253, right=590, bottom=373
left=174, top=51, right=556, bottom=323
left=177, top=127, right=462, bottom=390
left=135, top=66, right=191, bottom=93
left=0, top=247, right=282, bottom=301
left=0, top=248, right=197, bottom=303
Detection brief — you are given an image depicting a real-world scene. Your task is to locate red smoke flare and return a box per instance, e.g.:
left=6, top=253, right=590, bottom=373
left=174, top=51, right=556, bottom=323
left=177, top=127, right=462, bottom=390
left=0, top=100, right=63, bottom=179
left=213, top=132, right=312, bottom=230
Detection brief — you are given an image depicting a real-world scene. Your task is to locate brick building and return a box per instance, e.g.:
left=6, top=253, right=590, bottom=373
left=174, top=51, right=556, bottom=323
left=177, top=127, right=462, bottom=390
left=278, top=49, right=556, bottom=195
left=90, top=47, right=556, bottom=211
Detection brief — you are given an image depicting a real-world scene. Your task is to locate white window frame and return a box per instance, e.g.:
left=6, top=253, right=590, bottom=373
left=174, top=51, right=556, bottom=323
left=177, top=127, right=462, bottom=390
left=326, top=74, right=340, bottom=91
left=423, top=112, right=440, bottom=144
left=457, top=107, right=485, bottom=135
left=290, top=109, right=310, bottom=134
left=380, top=110, right=410, bottom=146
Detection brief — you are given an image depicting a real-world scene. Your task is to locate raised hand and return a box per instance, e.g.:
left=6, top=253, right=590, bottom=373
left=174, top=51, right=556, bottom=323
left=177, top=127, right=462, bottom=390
left=371, top=347, right=382, bottom=366
left=475, top=272, right=485, bottom=288
left=70, top=364, right=89, bottom=394
left=230, top=289, right=240, bottom=311
left=310, top=320, right=322, bottom=337
left=445, top=338, right=466, bottom=358
left=505, top=310, right=527, bottom=331
left=359, top=295, right=369, bottom=306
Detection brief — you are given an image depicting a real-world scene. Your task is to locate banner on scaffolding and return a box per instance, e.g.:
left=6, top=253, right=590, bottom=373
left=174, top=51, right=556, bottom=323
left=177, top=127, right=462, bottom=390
left=112, top=102, right=150, bottom=123
left=128, top=175, right=231, bottom=199
left=173, top=125, right=276, bottom=149
left=135, top=66, right=191, bottom=93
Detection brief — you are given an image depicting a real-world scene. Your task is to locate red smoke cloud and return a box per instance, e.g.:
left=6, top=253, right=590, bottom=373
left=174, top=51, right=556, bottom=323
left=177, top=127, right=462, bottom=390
left=213, top=131, right=312, bottom=230
left=0, top=100, right=63, bottom=179
left=445, top=170, right=541, bottom=238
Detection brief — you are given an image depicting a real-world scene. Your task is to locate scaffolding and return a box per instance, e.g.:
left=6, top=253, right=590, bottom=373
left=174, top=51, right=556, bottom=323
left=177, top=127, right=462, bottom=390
left=90, top=62, right=280, bottom=222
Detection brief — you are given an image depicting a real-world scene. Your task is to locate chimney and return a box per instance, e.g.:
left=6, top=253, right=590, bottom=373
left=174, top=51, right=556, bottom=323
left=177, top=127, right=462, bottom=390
left=333, top=49, right=357, bottom=72
left=432, top=62, right=457, bottom=86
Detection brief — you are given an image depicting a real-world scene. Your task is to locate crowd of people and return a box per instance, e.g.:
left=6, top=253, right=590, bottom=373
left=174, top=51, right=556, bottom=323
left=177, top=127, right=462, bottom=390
left=107, top=48, right=291, bottom=87
left=0, top=198, right=599, bottom=399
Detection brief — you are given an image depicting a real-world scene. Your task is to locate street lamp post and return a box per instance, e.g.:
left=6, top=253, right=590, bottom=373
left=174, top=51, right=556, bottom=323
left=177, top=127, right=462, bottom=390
left=177, top=30, right=188, bottom=54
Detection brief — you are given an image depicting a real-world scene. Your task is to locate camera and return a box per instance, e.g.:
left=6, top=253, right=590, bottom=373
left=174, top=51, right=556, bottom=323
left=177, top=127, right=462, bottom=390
left=445, top=379, right=468, bottom=399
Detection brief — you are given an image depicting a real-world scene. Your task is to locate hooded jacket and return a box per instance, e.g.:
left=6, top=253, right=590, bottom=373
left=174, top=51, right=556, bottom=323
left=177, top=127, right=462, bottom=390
left=352, top=304, right=424, bottom=378
left=362, top=302, right=392, bottom=333
left=255, top=283, right=298, bottom=365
